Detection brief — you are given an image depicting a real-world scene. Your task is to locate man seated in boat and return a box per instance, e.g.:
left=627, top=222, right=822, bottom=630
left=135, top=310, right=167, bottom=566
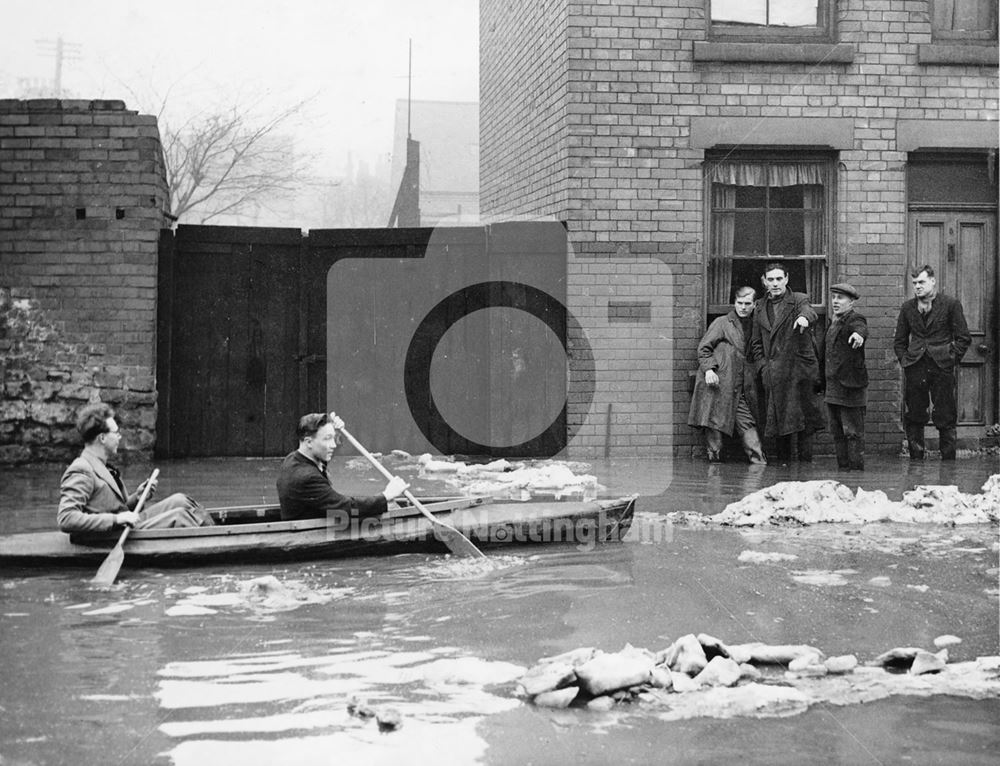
left=57, top=403, right=214, bottom=533
left=277, top=412, right=408, bottom=521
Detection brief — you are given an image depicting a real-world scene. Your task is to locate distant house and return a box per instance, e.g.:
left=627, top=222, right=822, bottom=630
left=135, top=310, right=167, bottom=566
left=390, top=100, right=480, bottom=226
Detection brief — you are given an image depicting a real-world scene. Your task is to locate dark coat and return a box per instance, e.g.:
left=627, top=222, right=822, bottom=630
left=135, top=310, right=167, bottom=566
left=277, top=450, right=387, bottom=521
left=893, top=293, right=971, bottom=371
left=750, top=290, right=824, bottom=437
left=819, top=309, right=869, bottom=407
left=688, top=311, right=758, bottom=435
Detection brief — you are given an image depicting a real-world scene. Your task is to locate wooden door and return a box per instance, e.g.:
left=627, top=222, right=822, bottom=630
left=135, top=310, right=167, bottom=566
left=910, top=212, right=998, bottom=434
left=156, top=226, right=303, bottom=458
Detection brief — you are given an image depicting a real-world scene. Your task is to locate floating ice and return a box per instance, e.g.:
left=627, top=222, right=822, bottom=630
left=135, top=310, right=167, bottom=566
left=81, top=603, right=135, bottom=616
left=737, top=551, right=798, bottom=564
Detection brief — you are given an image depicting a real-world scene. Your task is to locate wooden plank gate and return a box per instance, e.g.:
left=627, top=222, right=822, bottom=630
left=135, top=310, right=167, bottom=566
left=156, top=222, right=568, bottom=459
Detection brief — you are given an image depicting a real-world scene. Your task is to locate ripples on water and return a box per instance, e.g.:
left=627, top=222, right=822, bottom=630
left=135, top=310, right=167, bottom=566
left=151, top=556, right=542, bottom=766
left=1, top=513, right=998, bottom=765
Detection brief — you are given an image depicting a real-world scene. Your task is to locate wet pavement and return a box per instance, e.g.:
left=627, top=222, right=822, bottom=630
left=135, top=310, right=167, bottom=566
left=0, top=452, right=997, bottom=765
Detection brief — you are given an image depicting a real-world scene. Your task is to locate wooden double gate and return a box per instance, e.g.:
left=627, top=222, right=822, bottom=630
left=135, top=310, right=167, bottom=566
left=156, top=223, right=568, bottom=458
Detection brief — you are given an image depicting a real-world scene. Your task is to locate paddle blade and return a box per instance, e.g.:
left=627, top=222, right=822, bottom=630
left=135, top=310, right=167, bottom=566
left=91, top=542, right=125, bottom=587
left=430, top=520, right=486, bottom=558
left=89, top=468, right=156, bottom=586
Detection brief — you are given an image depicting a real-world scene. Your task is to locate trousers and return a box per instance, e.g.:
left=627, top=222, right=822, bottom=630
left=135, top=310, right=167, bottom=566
left=136, top=493, right=215, bottom=529
left=903, top=355, right=957, bottom=429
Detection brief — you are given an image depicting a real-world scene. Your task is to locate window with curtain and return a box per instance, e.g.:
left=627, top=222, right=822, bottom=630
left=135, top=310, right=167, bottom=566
left=706, top=158, right=832, bottom=313
left=931, top=0, right=998, bottom=42
left=708, top=0, right=835, bottom=42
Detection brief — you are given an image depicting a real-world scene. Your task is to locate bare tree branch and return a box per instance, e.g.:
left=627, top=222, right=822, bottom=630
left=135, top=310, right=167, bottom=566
left=160, top=97, right=317, bottom=223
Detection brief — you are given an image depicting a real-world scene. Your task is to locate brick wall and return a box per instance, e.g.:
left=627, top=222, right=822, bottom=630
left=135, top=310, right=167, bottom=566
left=481, top=0, right=999, bottom=457
left=0, top=99, right=170, bottom=464
left=481, top=0, right=570, bottom=218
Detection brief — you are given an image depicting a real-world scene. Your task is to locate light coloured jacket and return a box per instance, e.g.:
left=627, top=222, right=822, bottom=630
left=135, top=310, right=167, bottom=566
left=57, top=448, right=135, bottom=533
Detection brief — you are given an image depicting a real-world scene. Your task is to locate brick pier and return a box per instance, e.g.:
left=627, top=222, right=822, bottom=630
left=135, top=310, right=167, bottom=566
left=0, top=99, right=170, bottom=463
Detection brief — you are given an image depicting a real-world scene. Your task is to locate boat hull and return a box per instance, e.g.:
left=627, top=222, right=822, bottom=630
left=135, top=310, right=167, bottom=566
left=0, top=497, right=635, bottom=569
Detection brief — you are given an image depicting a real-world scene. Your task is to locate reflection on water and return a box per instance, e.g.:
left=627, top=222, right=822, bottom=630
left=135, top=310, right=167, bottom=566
left=158, top=644, right=523, bottom=766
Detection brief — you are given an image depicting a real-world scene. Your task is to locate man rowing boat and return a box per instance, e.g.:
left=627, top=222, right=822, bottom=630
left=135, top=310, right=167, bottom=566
left=57, top=403, right=213, bottom=533
left=276, top=412, right=408, bottom=521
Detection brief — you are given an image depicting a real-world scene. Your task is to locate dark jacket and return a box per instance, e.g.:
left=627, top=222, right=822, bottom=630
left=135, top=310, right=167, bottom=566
left=750, top=290, right=824, bottom=437
left=893, top=293, right=971, bottom=370
left=819, top=309, right=869, bottom=407
left=687, top=310, right=759, bottom=435
left=277, top=450, right=387, bottom=521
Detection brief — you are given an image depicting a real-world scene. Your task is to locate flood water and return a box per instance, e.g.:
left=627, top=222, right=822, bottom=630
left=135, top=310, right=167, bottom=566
left=1, top=455, right=998, bottom=765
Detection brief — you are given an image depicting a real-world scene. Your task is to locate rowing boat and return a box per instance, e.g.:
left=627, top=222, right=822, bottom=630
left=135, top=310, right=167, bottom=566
left=0, top=495, right=636, bottom=569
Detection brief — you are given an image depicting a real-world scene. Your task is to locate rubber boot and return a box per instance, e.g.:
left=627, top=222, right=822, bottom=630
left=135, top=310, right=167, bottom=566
left=741, top=428, right=767, bottom=465
left=833, top=438, right=850, bottom=470
left=938, top=428, right=957, bottom=461
left=774, top=435, right=792, bottom=463
left=905, top=424, right=925, bottom=460
left=846, top=437, right=864, bottom=471
left=705, top=429, right=724, bottom=463
left=797, top=431, right=813, bottom=463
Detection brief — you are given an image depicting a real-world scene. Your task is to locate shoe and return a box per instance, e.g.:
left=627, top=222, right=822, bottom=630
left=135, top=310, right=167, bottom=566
left=938, top=428, right=957, bottom=461
left=846, top=437, right=864, bottom=471
left=741, top=428, right=767, bottom=465
left=905, top=424, right=925, bottom=460
left=774, top=435, right=792, bottom=463
left=833, top=438, right=850, bottom=470
left=797, top=432, right=813, bottom=463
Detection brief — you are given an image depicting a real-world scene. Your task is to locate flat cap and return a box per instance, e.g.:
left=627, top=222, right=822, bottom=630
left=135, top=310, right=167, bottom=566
left=830, top=282, right=860, bottom=300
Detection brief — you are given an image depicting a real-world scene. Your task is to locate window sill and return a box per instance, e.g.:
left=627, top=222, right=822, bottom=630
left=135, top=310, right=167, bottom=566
left=918, top=44, right=998, bottom=66
left=693, top=41, right=854, bottom=64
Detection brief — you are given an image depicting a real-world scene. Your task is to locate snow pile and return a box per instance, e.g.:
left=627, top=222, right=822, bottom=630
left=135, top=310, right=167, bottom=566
left=415, top=454, right=603, bottom=499
left=345, top=450, right=604, bottom=499
left=512, top=632, right=1000, bottom=719
left=714, top=475, right=1000, bottom=526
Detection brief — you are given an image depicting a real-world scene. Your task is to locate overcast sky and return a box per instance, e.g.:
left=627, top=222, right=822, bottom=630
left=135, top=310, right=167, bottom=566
left=0, top=0, right=479, bottom=177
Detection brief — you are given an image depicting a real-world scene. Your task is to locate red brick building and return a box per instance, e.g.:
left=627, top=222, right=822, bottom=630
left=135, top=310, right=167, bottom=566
left=480, top=0, right=999, bottom=456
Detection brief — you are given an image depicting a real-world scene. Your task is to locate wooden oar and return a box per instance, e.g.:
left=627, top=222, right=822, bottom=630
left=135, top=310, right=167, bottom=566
left=92, top=468, right=159, bottom=586
left=337, top=428, right=486, bottom=559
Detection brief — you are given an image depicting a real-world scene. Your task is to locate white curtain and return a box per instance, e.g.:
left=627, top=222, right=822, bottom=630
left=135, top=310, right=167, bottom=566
left=710, top=185, right=736, bottom=305
left=707, top=162, right=824, bottom=187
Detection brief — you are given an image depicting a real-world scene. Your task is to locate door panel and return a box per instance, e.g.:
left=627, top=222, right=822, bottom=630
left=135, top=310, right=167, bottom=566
left=910, top=212, right=997, bottom=432
left=157, top=227, right=303, bottom=458
left=914, top=220, right=944, bottom=280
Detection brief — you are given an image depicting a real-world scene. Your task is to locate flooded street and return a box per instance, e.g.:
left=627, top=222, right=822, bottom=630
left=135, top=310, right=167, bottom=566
left=1, top=455, right=998, bottom=765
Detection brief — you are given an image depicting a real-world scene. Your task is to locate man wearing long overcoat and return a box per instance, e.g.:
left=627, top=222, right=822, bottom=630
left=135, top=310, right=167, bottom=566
left=688, top=286, right=766, bottom=464
left=750, top=263, right=824, bottom=462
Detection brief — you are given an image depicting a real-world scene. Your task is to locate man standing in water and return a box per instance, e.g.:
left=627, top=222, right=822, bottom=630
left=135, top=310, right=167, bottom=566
left=750, top=263, right=824, bottom=462
left=277, top=412, right=408, bottom=521
left=58, top=402, right=212, bottom=533
left=893, top=265, right=971, bottom=460
left=687, top=285, right=766, bottom=464
left=819, top=283, right=869, bottom=471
